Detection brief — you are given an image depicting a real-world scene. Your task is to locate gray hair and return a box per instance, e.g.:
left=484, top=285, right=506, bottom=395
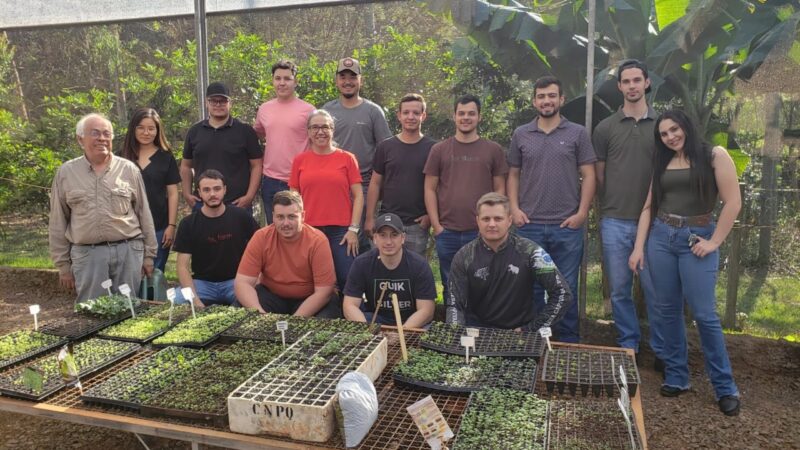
left=76, top=113, right=112, bottom=137
left=306, top=109, right=335, bottom=129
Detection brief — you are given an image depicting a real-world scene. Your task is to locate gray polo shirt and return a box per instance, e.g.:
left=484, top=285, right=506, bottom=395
left=508, top=117, right=596, bottom=223
left=592, top=107, right=657, bottom=220
left=322, top=98, right=392, bottom=176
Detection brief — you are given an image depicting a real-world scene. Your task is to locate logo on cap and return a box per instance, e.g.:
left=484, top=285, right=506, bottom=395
left=343, top=58, right=354, bottom=68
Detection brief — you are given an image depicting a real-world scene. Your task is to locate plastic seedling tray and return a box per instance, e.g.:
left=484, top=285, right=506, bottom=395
left=0, top=331, right=68, bottom=371
left=546, top=400, right=643, bottom=450
left=420, top=322, right=545, bottom=359
left=40, top=305, right=151, bottom=340
left=151, top=305, right=249, bottom=348
left=81, top=346, right=209, bottom=411
left=218, top=313, right=379, bottom=344
left=98, top=305, right=192, bottom=344
left=541, top=348, right=640, bottom=398
left=392, top=349, right=538, bottom=393
left=452, top=388, right=548, bottom=450
left=0, top=338, right=139, bottom=401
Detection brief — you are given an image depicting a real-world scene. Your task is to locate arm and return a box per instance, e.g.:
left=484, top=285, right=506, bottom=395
left=48, top=172, right=74, bottom=290
left=492, top=175, right=506, bottom=195
left=294, top=285, right=336, bottom=317
left=162, top=184, right=179, bottom=247
left=560, top=164, right=596, bottom=229
left=176, top=252, right=204, bottom=309
left=595, top=161, right=606, bottom=192
left=364, top=171, right=383, bottom=238
left=132, top=170, right=156, bottom=275
left=404, top=299, right=434, bottom=329
left=424, top=175, right=443, bottom=235
left=445, top=250, right=469, bottom=325
left=692, top=147, right=741, bottom=258
left=340, top=183, right=363, bottom=256
left=525, top=248, right=572, bottom=332
left=507, top=167, right=529, bottom=227
left=233, top=273, right=266, bottom=313
left=180, top=159, right=199, bottom=208
left=232, top=158, right=263, bottom=209
left=628, top=185, right=653, bottom=273
left=343, top=295, right=367, bottom=322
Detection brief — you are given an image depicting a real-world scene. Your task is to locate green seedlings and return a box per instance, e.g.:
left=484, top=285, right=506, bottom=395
left=420, top=322, right=544, bottom=357
left=223, top=313, right=376, bottom=343
left=152, top=306, right=248, bottom=346
left=75, top=294, right=140, bottom=318
left=0, top=331, right=64, bottom=367
left=100, top=304, right=190, bottom=342
left=454, top=388, right=548, bottom=450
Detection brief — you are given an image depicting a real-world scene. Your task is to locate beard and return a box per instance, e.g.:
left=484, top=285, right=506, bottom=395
left=341, top=91, right=356, bottom=99
left=538, top=107, right=559, bottom=118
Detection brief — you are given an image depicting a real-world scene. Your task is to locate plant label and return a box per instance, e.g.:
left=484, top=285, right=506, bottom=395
left=181, top=287, right=197, bottom=318
left=407, top=395, right=453, bottom=450
left=119, top=283, right=136, bottom=318
left=617, top=397, right=637, bottom=450
left=101, top=279, right=113, bottom=296
left=166, top=288, right=176, bottom=325
left=276, top=321, right=288, bottom=348
left=29, top=304, right=40, bottom=331
left=539, top=326, right=552, bottom=351
left=460, top=335, right=475, bottom=364
left=57, top=346, right=79, bottom=381
left=465, top=327, right=480, bottom=338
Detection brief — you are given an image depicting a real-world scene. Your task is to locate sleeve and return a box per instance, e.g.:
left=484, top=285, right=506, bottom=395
left=372, top=105, right=393, bottom=144
left=445, top=247, right=470, bottom=325
left=236, top=230, right=264, bottom=277
left=47, top=169, right=71, bottom=275
left=592, top=122, right=608, bottom=161
left=288, top=153, right=302, bottom=190
left=576, top=126, right=597, bottom=165
left=507, top=129, right=522, bottom=168
left=344, top=151, right=363, bottom=185
left=244, top=124, right=263, bottom=159
left=182, top=126, right=194, bottom=160
left=491, top=141, right=510, bottom=175
left=342, top=255, right=367, bottom=298
left=132, top=169, right=158, bottom=261
left=422, top=143, right=441, bottom=176
left=524, top=246, right=573, bottom=332
left=372, top=141, right=388, bottom=175
left=244, top=213, right=260, bottom=241
left=171, top=217, right=192, bottom=254
left=310, top=235, right=336, bottom=287
left=165, top=154, right=181, bottom=185
left=413, top=256, right=437, bottom=300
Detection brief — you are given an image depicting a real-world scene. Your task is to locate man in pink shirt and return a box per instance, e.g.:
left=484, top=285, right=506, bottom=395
left=254, top=59, right=315, bottom=224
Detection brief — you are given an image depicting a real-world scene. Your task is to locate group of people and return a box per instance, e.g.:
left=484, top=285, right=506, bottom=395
left=48, top=57, right=740, bottom=415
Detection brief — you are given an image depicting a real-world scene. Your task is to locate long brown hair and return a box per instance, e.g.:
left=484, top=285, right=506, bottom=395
left=121, top=108, right=171, bottom=161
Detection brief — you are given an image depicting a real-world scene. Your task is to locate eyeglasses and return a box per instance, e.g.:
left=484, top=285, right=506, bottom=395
left=208, top=98, right=230, bottom=105
left=308, top=125, right=332, bottom=132
left=88, top=129, right=114, bottom=139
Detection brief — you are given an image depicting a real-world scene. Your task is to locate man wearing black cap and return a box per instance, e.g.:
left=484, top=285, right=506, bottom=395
left=323, top=58, right=393, bottom=251
left=180, top=82, right=263, bottom=211
left=343, top=212, right=436, bottom=328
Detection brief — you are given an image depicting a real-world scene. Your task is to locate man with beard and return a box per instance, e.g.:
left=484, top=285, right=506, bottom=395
left=181, top=82, right=262, bottom=211
left=173, top=170, right=259, bottom=308
left=323, top=58, right=393, bottom=251
left=235, top=190, right=341, bottom=318
left=424, top=94, right=508, bottom=302
left=506, top=76, right=596, bottom=343
left=365, top=93, right=437, bottom=255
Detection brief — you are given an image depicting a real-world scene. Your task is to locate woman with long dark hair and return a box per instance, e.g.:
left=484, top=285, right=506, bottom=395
left=121, top=108, right=180, bottom=272
left=629, top=109, right=741, bottom=416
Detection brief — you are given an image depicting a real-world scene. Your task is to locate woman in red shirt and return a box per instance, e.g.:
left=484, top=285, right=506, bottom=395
left=289, top=110, right=363, bottom=290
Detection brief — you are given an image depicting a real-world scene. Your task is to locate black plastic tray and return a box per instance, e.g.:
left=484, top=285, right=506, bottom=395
left=540, top=348, right=640, bottom=398
left=0, top=333, right=69, bottom=371
left=392, top=359, right=538, bottom=394
left=140, top=404, right=228, bottom=427
left=0, top=344, right=140, bottom=402
left=40, top=305, right=151, bottom=341
left=98, top=328, right=170, bottom=344
left=420, top=323, right=546, bottom=359
left=218, top=314, right=380, bottom=344
left=150, top=329, right=226, bottom=349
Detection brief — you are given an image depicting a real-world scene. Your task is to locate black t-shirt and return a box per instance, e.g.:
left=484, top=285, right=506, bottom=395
left=138, top=150, right=181, bottom=230
left=173, top=206, right=259, bottom=281
left=182, top=117, right=262, bottom=203
left=373, top=136, right=437, bottom=224
left=344, top=248, right=436, bottom=324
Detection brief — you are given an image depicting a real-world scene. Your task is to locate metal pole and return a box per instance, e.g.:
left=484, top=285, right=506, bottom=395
left=723, top=183, right=746, bottom=329
left=579, top=0, right=596, bottom=327
left=194, top=0, right=209, bottom=121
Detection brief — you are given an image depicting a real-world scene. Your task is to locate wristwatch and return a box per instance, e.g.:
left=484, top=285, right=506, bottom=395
left=348, top=225, right=360, bottom=233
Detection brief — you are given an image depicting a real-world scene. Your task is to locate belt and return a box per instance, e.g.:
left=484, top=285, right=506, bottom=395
left=657, top=212, right=712, bottom=227
left=77, top=236, right=142, bottom=247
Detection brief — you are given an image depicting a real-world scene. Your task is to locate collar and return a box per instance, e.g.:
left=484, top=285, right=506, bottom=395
left=479, top=233, right=513, bottom=253
left=528, top=116, right=568, bottom=133
left=616, top=106, right=656, bottom=122
left=82, top=153, right=114, bottom=172
left=202, top=116, right=235, bottom=129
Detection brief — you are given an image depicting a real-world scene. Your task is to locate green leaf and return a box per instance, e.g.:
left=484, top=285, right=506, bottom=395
left=728, top=149, right=751, bottom=177
left=655, top=0, right=689, bottom=30
left=21, top=367, right=44, bottom=393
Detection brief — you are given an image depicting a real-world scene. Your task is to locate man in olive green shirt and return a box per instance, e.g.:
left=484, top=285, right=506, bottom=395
left=49, top=113, right=157, bottom=302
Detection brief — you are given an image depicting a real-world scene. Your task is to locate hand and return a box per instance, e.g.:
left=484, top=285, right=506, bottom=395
left=414, top=214, right=431, bottom=230
left=183, top=193, right=201, bottom=208
left=432, top=223, right=444, bottom=236
left=142, top=262, right=154, bottom=277
left=364, top=217, right=375, bottom=239
left=691, top=237, right=719, bottom=258
left=232, top=195, right=254, bottom=209
left=560, top=211, right=588, bottom=229
left=162, top=226, right=175, bottom=249
left=628, top=248, right=645, bottom=274
left=511, top=208, right=530, bottom=228
left=341, top=230, right=359, bottom=257
left=59, top=272, right=75, bottom=291
left=193, top=298, right=206, bottom=310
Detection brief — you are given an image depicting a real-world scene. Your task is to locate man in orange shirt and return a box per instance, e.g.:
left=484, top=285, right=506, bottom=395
left=234, top=190, right=340, bottom=317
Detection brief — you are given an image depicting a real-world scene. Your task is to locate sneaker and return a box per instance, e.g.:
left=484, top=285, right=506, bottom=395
left=718, top=395, right=740, bottom=416
left=660, top=385, right=689, bottom=397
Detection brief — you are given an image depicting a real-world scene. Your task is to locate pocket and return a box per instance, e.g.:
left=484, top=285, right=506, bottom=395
left=69, top=245, right=91, bottom=263
left=688, top=223, right=715, bottom=240
left=111, top=187, right=132, bottom=215
left=129, top=239, right=145, bottom=253
left=66, top=190, right=87, bottom=213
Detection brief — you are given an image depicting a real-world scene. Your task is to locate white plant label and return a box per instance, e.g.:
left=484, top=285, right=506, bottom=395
left=407, top=395, right=453, bottom=450
left=29, top=304, right=40, bottom=331
left=166, top=288, right=176, bottom=325
left=101, top=279, right=113, bottom=296
left=276, top=321, right=288, bottom=348
left=461, top=335, right=475, bottom=364
left=181, top=287, right=197, bottom=318
left=118, top=283, right=135, bottom=318
left=539, top=326, right=553, bottom=351
left=465, top=327, right=480, bottom=338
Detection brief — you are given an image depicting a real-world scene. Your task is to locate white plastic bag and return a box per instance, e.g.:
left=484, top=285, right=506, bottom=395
left=336, top=371, right=378, bottom=448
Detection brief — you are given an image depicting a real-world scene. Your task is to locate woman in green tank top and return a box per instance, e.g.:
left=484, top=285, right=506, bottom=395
left=628, top=110, right=741, bottom=416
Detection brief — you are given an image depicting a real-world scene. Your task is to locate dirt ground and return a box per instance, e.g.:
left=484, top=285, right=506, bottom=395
left=0, top=267, right=798, bottom=450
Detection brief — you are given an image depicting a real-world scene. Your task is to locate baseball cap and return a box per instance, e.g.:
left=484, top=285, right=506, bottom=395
left=206, top=82, right=231, bottom=98
left=336, top=57, right=362, bottom=75
left=374, top=213, right=404, bottom=233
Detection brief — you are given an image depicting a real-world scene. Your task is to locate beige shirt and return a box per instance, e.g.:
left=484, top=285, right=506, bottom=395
left=49, top=154, right=157, bottom=275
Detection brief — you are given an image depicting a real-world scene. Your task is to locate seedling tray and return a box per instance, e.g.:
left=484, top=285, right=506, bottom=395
left=0, top=331, right=68, bottom=370
left=541, top=348, right=640, bottom=398
left=81, top=346, right=210, bottom=411
left=393, top=349, right=538, bottom=393
left=151, top=306, right=249, bottom=348
left=0, top=338, right=139, bottom=401
left=98, top=305, right=192, bottom=344
left=546, top=400, right=643, bottom=450
left=40, top=305, right=150, bottom=340
left=218, top=313, right=379, bottom=344
left=420, top=322, right=545, bottom=358
left=452, top=388, right=548, bottom=450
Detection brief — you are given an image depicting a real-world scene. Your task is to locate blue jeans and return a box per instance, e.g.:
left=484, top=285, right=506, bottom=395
left=260, top=175, right=289, bottom=225
left=403, top=223, right=430, bottom=256
left=174, top=279, right=237, bottom=306
left=153, top=228, right=171, bottom=273
left=317, top=225, right=355, bottom=291
left=646, top=219, right=738, bottom=399
left=600, top=217, right=661, bottom=353
left=435, top=229, right=478, bottom=302
left=517, top=223, right=583, bottom=343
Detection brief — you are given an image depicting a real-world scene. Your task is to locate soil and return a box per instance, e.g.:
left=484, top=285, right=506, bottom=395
left=1, top=267, right=799, bottom=450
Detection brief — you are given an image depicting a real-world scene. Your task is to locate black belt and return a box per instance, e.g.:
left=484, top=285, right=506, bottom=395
left=77, top=236, right=142, bottom=247
left=657, top=212, right=712, bottom=227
